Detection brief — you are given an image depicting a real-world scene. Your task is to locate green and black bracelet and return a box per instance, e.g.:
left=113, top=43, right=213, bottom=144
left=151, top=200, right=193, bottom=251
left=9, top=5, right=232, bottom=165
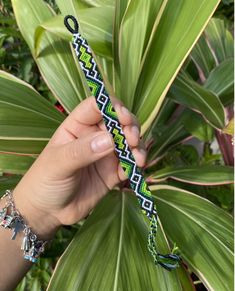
left=64, top=15, right=180, bottom=271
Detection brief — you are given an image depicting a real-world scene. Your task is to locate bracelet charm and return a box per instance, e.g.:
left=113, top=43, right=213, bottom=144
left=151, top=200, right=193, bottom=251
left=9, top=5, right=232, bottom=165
left=0, top=190, right=47, bottom=263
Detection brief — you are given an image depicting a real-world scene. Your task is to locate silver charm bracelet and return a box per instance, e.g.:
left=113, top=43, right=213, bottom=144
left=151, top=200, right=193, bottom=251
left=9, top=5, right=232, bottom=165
left=0, top=189, right=48, bottom=263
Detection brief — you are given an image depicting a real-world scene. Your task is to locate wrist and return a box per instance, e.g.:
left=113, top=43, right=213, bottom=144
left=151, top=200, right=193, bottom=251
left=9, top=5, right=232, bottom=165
left=12, top=187, right=61, bottom=241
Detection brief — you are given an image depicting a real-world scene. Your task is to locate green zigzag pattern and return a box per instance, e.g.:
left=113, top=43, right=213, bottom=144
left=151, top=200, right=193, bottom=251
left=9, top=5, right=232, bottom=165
left=112, top=128, right=125, bottom=150
left=79, top=46, right=92, bottom=68
left=120, top=160, right=133, bottom=176
left=87, top=79, right=101, bottom=96
left=106, top=100, right=118, bottom=119
left=69, top=25, right=180, bottom=270
left=140, top=181, right=152, bottom=197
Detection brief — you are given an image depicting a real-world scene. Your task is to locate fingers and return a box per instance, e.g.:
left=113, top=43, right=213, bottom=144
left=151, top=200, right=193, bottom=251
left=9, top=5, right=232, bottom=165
left=62, top=96, right=138, bottom=137
left=131, top=146, right=147, bottom=167
left=93, top=97, right=145, bottom=182
left=118, top=139, right=147, bottom=181
left=114, top=103, right=140, bottom=129
left=66, top=96, right=102, bottom=126
left=55, top=97, right=103, bottom=142
left=122, top=125, right=140, bottom=147
left=48, top=95, right=145, bottom=180
left=51, top=131, right=115, bottom=176
left=114, top=105, right=141, bottom=148
left=63, top=96, right=123, bottom=135
left=50, top=96, right=139, bottom=147
left=50, top=96, right=124, bottom=145
left=134, top=138, right=147, bottom=167
left=48, top=97, right=102, bottom=146
left=97, top=101, right=141, bottom=147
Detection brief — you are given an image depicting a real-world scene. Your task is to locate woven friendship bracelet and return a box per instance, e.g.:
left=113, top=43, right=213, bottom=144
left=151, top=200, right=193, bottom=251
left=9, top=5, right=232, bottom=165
left=64, top=15, right=180, bottom=271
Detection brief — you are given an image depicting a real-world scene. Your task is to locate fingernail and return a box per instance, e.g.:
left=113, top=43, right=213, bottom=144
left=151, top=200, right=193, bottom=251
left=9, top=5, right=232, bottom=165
left=91, top=133, right=113, bottom=153
left=140, top=148, right=146, bottom=156
left=121, top=106, right=130, bottom=115
left=132, top=125, right=139, bottom=139
left=114, top=103, right=121, bottom=112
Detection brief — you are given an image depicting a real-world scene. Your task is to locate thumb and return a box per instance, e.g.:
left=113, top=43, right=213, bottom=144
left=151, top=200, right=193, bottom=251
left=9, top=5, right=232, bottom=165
left=56, top=131, right=115, bottom=174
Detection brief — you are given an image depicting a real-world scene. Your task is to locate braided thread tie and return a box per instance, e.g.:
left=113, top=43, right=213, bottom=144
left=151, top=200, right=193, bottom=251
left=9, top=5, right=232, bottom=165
left=64, top=15, right=181, bottom=271
left=148, top=214, right=180, bottom=271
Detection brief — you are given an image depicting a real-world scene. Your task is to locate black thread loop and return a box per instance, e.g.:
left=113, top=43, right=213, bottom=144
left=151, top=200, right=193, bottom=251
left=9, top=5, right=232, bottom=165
left=64, top=15, right=79, bottom=34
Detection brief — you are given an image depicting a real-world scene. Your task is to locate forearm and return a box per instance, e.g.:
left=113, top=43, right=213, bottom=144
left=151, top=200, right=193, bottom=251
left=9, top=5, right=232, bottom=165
left=0, top=186, right=60, bottom=291
left=0, top=211, right=32, bottom=291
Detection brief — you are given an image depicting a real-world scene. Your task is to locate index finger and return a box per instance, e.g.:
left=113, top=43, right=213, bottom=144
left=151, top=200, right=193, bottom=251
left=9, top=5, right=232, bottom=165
left=68, top=96, right=124, bottom=125
left=67, top=96, right=103, bottom=126
left=49, top=96, right=124, bottom=145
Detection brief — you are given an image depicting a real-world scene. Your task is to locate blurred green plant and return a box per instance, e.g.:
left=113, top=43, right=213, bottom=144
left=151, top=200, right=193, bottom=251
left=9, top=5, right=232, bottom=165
left=0, top=0, right=58, bottom=104
left=215, top=0, right=234, bottom=22
left=0, top=0, right=234, bottom=290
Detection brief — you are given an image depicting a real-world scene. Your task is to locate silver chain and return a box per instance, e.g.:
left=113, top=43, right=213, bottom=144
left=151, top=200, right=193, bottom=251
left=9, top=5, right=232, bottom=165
left=0, top=189, right=48, bottom=263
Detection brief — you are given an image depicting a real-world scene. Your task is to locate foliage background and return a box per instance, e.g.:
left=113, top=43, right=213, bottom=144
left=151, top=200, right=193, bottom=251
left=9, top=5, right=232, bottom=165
left=0, top=0, right=234, bottom=290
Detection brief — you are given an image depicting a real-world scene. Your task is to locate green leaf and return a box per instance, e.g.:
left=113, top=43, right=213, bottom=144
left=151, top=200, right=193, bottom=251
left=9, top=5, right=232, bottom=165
left=189, top=17, right=233, bottom=83
left=204, top=18, right=233, bottom=64
left=148, top=124, right=189, bottom=161
left=182, top=110, right=214, bottom=142
left=148, top=110, right=192, bottom=160
left=0, top=140, right=47, bottom=155
left=12, top=0, right=87, bottom=112
left=130, top=0, right=221, bottom=132
left=0, top=71, right=64, bottom=154
left=144, top=98, right=177, bottom=141
left=176, top=266, right=195, bottom=291
left=97, top=56, right=115, bottom=90
left=0, top=71, right=64, bottom=122
left=35, top=8, right=113, bottom=59
left=71, top=7, right=113, bottom=60
left=113, top=0, right=129, bottom=81
left=31, top=279, right=41, bottom=291
left=0, top=154, right=35, bottom=174
left=56, top=0, right=81, bottom=17
left=34, top=16, right=71, bottom=57
left=0, top=175, right=22, bottom=197
left=204, top=59, right=234, bottom=106
left=56, top=0, right=114, bottom=11
left=117, top=0, right=166, bottom=109
left=151, top=185, right=234, bottom=291
left=80, top=0, right=114, bottom=7
left=15, top=278, right=27, bottom=291
left=169, top=74, right=225, bottom=129
left=48, top=191, right=183, bottom=290
left=190, top=30, right=217, bottom=80
left=223, top=118, right=234, bottom=136
left=150, top=165, right=234, bottom=185
left=0, top=102, right=58, bottom=139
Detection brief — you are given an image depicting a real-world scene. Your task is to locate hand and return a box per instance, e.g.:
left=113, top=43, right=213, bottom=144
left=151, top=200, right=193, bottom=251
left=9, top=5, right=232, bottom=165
left=13, top=97, right=146, bottom=239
